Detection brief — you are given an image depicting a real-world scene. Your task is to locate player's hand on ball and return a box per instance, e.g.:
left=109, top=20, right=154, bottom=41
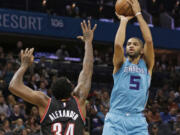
left=77, top=20, right=97, bottom=42
left=115, top=12, right=134, bottom=22
left=127, top=0, right=141, bottom=15
left=21, top=48, right=34, bottom=67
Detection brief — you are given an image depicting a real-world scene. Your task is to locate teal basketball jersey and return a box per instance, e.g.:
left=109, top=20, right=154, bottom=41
left=110, top=58, right=151, bottom=114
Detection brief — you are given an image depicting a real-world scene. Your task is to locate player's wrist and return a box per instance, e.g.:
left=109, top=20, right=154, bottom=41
left=121, top=18, right=128, bottom=23
left=20, top=63, right=29, bottom=69
left=85, top=39, right=93, bottom=44
left=135, top=12, right=142, bottom=17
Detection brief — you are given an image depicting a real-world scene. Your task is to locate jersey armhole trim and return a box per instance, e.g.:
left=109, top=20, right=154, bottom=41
left=113, top=58, right=126, bottom=76
left=40, top=98, right=51, bottom=123
left=73, top=96, right=86, bottom=123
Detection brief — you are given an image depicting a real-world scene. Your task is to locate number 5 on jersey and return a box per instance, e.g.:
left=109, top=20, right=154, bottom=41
left=130, top=75, right=141, bottom=90
left=52, top=123, right=74, bottom=135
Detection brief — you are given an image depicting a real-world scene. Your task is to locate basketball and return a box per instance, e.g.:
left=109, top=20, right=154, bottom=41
left=115, top=0, right=134, bottom=16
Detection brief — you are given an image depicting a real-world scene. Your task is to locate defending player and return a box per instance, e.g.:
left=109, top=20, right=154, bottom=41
left=9, top=20, right=97, bottom=135
left=102, top=0, right=155, bottom=134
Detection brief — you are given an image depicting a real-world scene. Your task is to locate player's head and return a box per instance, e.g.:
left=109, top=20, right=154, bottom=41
left=126, top=37, right=144, bottom=59
left=51, top=77, right=73, bottom=100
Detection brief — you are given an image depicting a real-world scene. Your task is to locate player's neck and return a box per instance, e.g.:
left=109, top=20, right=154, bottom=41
left=61, top=98, right=70, bottom=101
left=128, top=56, right=141, bottom=64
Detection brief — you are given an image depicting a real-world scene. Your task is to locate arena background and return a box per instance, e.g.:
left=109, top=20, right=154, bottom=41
left=0, top=0, right=180, bottom=135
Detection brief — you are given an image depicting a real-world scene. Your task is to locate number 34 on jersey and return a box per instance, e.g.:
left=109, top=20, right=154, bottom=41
left=52, top=122, right=75, bottom=135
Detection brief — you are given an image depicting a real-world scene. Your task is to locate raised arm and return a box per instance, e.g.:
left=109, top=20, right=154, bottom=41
left=9, top=49, right=49, bottom=109
left=73, top=20, right=97, bottom=103
left=113, top=14, right=133, bottom=74
left=128, top=0, right=155, bottom=76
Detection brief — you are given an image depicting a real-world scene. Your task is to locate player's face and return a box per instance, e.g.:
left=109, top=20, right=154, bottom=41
left=126, top=38, right=143, bottom=58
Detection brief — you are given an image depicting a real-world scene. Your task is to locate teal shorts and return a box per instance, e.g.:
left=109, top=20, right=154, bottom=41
left=102, top=112, right=149, bottom=135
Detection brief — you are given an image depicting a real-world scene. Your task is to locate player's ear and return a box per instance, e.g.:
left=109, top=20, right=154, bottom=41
left=140, top=48, right=144, bottom=55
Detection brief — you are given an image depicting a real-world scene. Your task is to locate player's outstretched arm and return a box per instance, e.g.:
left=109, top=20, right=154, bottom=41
left=73, top=20, right=97, bottom=103
left=9, top=48, right=49, bottom=108
left=128, top=0, right=155, bottom=76
left=113, top=14, right=133, bottom=74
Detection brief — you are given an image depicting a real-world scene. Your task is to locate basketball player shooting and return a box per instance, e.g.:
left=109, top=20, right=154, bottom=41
left=102, top=0, right=155, bottom=135
left=9, top=20, right=97, bottom=135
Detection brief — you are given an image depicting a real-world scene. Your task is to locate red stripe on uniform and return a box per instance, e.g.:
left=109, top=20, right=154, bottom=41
left=73, top=96, right=85, bottom=122
left=40, top=98, right=51, bottom=123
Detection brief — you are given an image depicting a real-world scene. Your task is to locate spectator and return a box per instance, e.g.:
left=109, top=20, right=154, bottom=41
left=0, top=94, right=10, bottom=117
left=147, top=0, right=162, bottom=25
left=160, top=107, right=171, bottom=124
left=169, top=108, right=177, bottom=122
left=169, top=90, right=176, bottom=100
left=7, top=95, right=17, bottom=113
left=25, top=116, right=41, bottom=134
left=36, top=56, right=46, bottom=69
left=0, top=113, right=6, bottom=124
left=96, top=104, right=107, bottom=123
left=30, top=106, right=40, bottom=124
left=0, top=46, right=6, bottom=68
left=155, top=89, right=166, bottom=103
left=27, top=74, right=38, bottom=90
left=16, top=41, right=23, bottom=54
left=172, top=0, right=180, bottom=27
left=2, top=119, right=13, bottom=135
left=94, top=50, right=102, bottom=65
left=175, top=85, right=180, bottom=104
left=173, top=112, right=180, bottom=135
left=168, top=98, right=178, bottom=111
left=10, top=104, right=25, bottom=124
left=90, top=107, right=103, bottom=135
left=38, top=81, right=48, bottom=95
left=21, top=129, right=28, bottom=135
left=2, top=62, right=14, bottom=84
left=101, top=91, right=110, bottom=108
left=56, top=45, right=70, bottom=59
left=147, top=107, right=161, bottom=124
left=150, top=123, right=172, bottom=135
left=0, top=130, right=5, bottom=135
left=150, top=124, right=159, bottom=135
left=13, top=118, right=25, bottom=133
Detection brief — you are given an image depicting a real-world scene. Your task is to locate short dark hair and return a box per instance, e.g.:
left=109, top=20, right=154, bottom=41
left=131, top=37, right=144, bottom=48
left=51, top=77, right=73, bottom=100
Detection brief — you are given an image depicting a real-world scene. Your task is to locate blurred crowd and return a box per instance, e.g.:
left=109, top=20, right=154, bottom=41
left=147, top=0, right=180, bottom=27
left=46, top=0, right=180, bottom=27
left=0, top=41, right=180, bottom=135
left=0, top=0, right=180, bottom=28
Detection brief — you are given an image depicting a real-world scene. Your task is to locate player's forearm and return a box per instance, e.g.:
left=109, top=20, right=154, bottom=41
left=136, top=14, right=153, bottom=43
left=115, top=20, right=128, bottom=47
left=75, top=41, right=93, bottom=99
left=82, top=41, right=94, bottom=74
left=9, top=65, right=28, bottom=92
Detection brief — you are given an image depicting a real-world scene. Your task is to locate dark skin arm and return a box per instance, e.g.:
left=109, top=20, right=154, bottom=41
left=72, top=20, right=97, bottom=118
left=9, top=48, right=49, bottom=118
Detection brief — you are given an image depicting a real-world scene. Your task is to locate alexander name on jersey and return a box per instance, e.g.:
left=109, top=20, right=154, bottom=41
left=48, top=109, right=79, bottom=122
left=124, top=65, right=145, bottom=74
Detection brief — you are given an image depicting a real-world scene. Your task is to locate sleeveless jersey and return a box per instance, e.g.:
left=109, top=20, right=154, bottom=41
left=110, top=58, right=151, bottom=114
left=40, top=96, right=85, bottom=135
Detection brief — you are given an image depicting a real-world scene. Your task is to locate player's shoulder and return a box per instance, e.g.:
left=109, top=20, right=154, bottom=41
left=139, top=58, right=147, bottom=66
left=35, top=91, right=50, bottom=106
left=113, top=60, right=127, bottom=75
left=37, top=91, right=49, bottom=99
